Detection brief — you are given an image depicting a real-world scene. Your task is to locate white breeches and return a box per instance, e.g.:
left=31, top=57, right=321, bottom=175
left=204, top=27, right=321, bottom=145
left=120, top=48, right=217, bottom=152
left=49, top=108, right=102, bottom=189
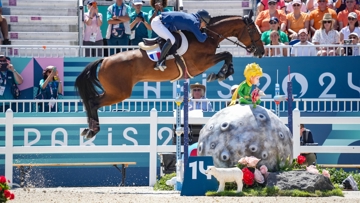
left=151, top=16, right=176, bottom=45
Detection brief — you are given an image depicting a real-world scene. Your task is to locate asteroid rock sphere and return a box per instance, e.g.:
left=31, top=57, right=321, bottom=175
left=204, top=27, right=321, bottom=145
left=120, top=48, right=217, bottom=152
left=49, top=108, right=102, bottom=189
left=197, top=105, right=293, bottom=171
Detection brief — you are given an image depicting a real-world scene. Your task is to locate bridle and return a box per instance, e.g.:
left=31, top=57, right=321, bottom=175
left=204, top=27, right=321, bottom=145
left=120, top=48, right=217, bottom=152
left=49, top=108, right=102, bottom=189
left=205, top=15, right=261, bottom=53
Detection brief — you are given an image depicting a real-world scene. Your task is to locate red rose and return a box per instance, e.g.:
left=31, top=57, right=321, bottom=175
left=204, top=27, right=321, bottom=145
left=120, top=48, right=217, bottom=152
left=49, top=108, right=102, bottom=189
left=4, top=190, right=11, bottom=199
left=297, top=155, right=306, bottom=165
left=10, top=193, right=15, bottom=200
left=242, top=167, right=255, bottom=186
left=0, top=176, right=6, bottom=183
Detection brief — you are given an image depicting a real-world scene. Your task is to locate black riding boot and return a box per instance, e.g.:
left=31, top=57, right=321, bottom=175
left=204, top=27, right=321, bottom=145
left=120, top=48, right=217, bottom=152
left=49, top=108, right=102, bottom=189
left=155, top=39, right=172, bottom=71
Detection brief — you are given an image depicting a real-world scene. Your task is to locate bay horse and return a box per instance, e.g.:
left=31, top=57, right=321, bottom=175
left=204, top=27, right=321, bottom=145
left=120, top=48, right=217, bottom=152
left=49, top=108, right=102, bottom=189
left=75, top=13, right=265, bottom=139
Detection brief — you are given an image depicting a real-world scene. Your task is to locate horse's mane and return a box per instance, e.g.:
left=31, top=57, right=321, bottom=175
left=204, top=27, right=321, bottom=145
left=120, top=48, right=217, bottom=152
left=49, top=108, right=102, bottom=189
left=208, top=15, right=243, bottom=26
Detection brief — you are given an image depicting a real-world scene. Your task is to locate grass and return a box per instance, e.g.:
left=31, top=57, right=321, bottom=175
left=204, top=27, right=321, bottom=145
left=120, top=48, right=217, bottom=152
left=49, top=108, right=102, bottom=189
left=153, top=173, right=176, bottom=191
left=205, top=186, right=344, bottom=197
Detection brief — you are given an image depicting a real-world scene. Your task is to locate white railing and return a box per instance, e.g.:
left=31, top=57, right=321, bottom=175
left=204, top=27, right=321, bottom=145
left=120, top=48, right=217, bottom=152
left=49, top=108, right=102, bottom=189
left=1, top=44, right=359, bottom=58
left=0, top=108, right=359, bottom=186
left=2, top=98, right=360, bottom=113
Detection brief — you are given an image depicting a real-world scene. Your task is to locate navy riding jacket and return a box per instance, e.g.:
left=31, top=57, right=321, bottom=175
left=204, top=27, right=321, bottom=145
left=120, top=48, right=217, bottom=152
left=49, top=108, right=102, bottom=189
left=160, top=11, right=208, bottom=43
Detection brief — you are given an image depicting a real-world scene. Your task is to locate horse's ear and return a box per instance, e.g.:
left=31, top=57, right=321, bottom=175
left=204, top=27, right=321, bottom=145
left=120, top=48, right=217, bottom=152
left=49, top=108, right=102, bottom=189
left=248, top=10, right=253, bottom=19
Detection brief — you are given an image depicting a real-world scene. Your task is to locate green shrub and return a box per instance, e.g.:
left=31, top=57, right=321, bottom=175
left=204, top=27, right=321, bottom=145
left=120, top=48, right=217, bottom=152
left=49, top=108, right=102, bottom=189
left=153, top=173, right=176, bottom=191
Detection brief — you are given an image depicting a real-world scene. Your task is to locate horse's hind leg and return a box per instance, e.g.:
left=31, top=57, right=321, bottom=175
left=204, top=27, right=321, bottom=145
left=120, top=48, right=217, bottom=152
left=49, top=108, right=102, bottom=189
left=81, top=97, right=101, bottom=139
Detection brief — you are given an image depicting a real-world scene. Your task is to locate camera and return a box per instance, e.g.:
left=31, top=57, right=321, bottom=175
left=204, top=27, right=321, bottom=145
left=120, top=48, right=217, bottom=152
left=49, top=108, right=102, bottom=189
left=0, top=55, right=8, bottom=72
left=344, top=39, right=352, bottom=45
left=137, top=12, right=144, bottom=22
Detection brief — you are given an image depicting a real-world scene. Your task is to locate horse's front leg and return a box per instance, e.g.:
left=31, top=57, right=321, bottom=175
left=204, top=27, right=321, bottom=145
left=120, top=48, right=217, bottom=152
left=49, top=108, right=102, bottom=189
left=206, top=51, right=234, bottom=82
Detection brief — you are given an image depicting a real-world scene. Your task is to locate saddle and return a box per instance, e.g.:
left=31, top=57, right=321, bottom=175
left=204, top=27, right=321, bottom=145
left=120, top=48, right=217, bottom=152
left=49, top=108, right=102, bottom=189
left=139, top=31, right=188, bottom=62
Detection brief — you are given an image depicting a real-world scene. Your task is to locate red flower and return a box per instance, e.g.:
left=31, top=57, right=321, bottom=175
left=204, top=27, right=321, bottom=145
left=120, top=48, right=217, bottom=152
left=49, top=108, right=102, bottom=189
left=10, top=193, right=15, bottom=200
left=0, top=176, right=6, bottom=183
left=297, top=155, right=306, bottom=165
left=4, top=190, right=11, bottom=199
left=242, top=167, right=255, bottom=186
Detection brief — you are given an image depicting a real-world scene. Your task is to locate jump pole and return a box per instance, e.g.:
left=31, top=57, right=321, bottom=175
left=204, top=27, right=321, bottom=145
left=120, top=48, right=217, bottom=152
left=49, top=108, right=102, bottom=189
left=174, top=81, right=184, bottom=191
left=287, top=66, right=293, bottom=135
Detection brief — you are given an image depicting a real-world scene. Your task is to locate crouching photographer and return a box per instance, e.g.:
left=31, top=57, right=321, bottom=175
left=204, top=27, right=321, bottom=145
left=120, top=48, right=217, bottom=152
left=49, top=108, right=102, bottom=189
left=0, top=55, right=23, bottom=112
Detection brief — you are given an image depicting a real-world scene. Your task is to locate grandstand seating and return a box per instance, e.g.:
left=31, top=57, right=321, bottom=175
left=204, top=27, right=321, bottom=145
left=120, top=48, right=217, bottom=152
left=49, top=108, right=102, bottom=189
left=2, top=0, right=79, bottom=46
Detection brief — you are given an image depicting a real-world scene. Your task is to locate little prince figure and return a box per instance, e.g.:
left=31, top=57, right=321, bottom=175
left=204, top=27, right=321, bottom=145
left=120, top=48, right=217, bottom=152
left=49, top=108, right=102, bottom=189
left=229, top=63, right=263, bottom=107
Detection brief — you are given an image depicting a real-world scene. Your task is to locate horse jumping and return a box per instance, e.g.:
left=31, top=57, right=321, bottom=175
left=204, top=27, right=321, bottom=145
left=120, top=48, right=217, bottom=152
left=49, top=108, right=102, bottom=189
left=75, top=13, right=264, bottom=139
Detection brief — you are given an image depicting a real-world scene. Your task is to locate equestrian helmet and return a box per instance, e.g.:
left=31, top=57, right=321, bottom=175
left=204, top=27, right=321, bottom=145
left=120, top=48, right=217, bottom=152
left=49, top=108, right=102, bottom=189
left=197, top=9, right=211, bottom=25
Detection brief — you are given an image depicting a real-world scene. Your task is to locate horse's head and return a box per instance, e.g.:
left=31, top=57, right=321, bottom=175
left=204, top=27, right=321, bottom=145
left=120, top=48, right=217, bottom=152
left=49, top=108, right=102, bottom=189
left=239, top=11, right=264, bottom=57
left=207, top=12, right=264, bottom=57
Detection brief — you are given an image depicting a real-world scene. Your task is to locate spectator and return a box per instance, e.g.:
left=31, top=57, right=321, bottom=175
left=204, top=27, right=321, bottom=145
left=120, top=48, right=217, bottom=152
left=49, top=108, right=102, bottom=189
left=257, top=0, right=286, bottom=13
left=339, top=12, right=360, bottom=43
left=129, top=0, right=152, bottom=45
left=187, top=82, right=213, bottom=112
left=265, top=30, right=288, bottom=56
left=309, top=0, right=337, bottom=37
left=334, top=0, right=359, bottom=14
left=338, top=32, right=360, bottom=55
left=106, top=0, right=131, bottom=56
left=0, top=56, right=23, bottom=112
left=148, top=0, right=170, bottom=38
left=0, top=0, right=10, bottom=45
left=36, top=66, right=63, bottom=112
left=337, top=0, right=360, bottom=30
left=312, top=13, right=340, bottom=56
left=300, top=124, right=317, bottom=166
left=291, top=29, right=318, bottom=56
left=306, top=0, right=334, bottom=11
left=83, top=0, right=104, bottom=57
left=261, top=17, right=289, bottom=45
left=286, top=0, right=310, bottom=40
left=256, top=0, right=287, bottom=33
left=286, top=0, right=307, bottom=13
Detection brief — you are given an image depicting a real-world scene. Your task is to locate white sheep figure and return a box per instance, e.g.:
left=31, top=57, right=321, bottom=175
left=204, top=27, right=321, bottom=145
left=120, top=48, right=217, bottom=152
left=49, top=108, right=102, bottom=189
left=205, top=166, right=243, bottom=193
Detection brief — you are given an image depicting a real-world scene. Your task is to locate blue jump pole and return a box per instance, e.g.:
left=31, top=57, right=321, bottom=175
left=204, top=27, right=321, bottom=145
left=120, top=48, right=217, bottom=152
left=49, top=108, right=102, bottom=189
left=287, top=66, right=293, bottom=135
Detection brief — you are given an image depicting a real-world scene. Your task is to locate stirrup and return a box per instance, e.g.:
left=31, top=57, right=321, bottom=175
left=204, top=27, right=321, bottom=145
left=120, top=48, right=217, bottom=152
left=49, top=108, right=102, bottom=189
left=154, top=61, right=167, bottom=71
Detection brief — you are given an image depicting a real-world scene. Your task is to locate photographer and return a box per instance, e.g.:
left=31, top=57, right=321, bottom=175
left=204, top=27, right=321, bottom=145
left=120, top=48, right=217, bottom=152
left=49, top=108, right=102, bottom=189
left=129, top=0, right=152, bottom=46
left=148, top=0, right=170, bottom=38
left=300, top=124, right=317, bottom=166
left=0, top=56, right=23, bottom=112
left=338, top=32, right=360, bottom=56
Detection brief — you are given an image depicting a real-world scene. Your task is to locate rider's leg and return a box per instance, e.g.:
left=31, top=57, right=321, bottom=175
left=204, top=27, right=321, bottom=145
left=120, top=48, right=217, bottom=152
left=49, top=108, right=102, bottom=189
left=151, top=16, right=175, bottom=71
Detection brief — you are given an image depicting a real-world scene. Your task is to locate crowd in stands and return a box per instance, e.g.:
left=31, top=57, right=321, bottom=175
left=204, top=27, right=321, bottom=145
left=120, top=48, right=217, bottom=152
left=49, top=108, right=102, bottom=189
left=81, top=0, right=360, bottom=57
left=255, top=0, right=360, bottom=56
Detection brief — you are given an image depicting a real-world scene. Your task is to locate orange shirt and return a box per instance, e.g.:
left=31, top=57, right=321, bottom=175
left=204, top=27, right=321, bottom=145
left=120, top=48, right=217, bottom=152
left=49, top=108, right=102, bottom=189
left=286, top=12, right=309, bottom=33
left=337, top=9, right=360, bottom=27
left=309, top=8, right=337, bottom=30
left=255, top=10, right=287, bottom=32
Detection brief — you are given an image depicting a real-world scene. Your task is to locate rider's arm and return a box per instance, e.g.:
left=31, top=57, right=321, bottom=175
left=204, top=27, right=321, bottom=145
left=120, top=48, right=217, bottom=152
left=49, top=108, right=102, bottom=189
left=189, top=25, right=208, bottom=42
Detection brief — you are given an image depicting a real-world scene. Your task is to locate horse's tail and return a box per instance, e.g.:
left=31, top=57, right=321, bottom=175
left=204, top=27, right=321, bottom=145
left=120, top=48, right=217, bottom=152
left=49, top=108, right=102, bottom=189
left=75, top=58, right=104, bottom=117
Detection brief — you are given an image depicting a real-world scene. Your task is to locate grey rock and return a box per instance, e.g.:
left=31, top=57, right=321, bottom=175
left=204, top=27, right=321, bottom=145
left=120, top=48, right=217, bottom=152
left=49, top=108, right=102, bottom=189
left=266, top=170, right=335, bottom=192
left=197, top=105, right=293, bottom=171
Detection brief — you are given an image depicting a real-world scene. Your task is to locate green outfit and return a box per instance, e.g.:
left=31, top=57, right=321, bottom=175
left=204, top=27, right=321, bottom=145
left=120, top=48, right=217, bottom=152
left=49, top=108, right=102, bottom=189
left=130, top=11, right=150, bottom=45
left=261, top=30, right=289, bottom=45
left=237, top=80, right=261, bottom=105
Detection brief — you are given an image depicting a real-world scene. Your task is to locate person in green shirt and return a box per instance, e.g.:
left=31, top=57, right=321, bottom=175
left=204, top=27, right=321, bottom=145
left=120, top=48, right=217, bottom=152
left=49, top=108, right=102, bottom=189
left=261, top=17, right=289, bottom=45
left=129, top=0, right=152, bottom=45
left=229, top=63, right=263, bottom=107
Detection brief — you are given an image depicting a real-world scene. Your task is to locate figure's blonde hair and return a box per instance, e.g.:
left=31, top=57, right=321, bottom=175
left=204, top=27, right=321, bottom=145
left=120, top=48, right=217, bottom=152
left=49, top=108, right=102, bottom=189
left=244, top=63, right=263, bottom=84
left=229, top=63, right=263, bottom=106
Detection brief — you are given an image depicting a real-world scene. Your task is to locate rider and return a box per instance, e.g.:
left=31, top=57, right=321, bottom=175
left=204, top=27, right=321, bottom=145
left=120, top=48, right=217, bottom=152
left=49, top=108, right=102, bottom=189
left=150, top=10, right=211, bottom=71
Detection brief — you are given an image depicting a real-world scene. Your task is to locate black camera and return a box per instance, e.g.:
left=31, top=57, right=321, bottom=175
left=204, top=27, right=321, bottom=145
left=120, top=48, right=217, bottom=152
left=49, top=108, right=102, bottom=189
left=0, top=55, right=8, bottom=72
left=137, top=12, right=144, bottom=22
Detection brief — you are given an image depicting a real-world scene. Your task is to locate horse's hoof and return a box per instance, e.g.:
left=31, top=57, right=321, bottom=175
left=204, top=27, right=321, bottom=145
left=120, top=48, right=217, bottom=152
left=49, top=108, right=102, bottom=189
left=217, top=72, right=226, bottom=81
left=228, top=67, right=234, bottom=75
left=84, top=130, right=96, bottom=140
left=154, top=67, right=159, bottom=71
left=81, top=128, right=89, bottom=136
left=206, top=73, right=217, bottom=82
